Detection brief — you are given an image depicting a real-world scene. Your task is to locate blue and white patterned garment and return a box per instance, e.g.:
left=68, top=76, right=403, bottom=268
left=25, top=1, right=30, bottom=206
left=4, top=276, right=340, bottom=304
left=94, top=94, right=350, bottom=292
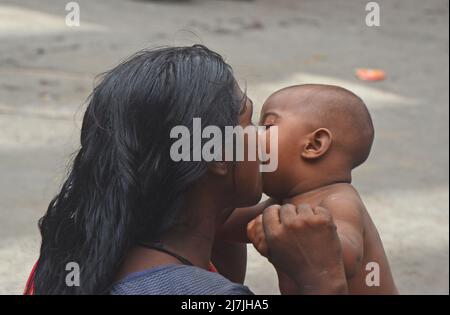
left=110, top=264, right=254, bottom=295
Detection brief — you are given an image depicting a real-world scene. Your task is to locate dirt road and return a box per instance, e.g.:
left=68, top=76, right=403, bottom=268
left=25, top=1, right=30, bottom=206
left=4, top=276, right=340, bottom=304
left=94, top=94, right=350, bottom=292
left=0, top=0, right=448, bottom=294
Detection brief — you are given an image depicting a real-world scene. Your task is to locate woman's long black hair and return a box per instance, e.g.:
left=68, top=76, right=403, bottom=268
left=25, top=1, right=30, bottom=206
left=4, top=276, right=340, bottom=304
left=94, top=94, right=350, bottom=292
left=31, top=45, right=242, bottom=294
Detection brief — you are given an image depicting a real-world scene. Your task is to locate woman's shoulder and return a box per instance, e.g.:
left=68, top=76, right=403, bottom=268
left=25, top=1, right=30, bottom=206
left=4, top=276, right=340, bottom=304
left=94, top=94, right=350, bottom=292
left=110, top=264, right=253, bottom=295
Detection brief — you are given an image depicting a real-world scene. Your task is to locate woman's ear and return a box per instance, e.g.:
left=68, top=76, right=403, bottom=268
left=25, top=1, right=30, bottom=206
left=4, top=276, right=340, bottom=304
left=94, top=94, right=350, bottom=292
left=207, top=161, right=229, bottom=176
left=301, top=128, right=333, bottom=160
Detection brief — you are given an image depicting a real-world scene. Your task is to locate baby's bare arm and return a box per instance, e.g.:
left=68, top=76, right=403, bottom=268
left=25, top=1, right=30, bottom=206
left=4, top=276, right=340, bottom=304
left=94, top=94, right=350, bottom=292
left=248, top=196, right=364, bottom=294
left=216, top=198, right=277, bottom=243
left=211, top=200, right=276, bottom=283
left=211, top=240, right=247, bottom=284
left=320, top=192, right=365, bottom=279
left=248, top=204, right=348, bottom=295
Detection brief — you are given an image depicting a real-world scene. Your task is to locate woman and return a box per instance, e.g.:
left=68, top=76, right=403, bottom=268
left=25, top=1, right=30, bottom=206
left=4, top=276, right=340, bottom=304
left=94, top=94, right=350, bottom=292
left=27, top=45, right=347, bottom=294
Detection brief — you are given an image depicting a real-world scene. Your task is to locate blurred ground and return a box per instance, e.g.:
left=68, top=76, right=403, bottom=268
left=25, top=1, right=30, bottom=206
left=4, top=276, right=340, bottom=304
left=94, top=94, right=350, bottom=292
left=0, top=0, right=448, bottom=294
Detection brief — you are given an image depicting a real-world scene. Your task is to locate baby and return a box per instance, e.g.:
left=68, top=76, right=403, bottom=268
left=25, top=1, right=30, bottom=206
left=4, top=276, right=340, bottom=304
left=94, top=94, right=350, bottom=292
left=247, top=84, right=398, bottom=294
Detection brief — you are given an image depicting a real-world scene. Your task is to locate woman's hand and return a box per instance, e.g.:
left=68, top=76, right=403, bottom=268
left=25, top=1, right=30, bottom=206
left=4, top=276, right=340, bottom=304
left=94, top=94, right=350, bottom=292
left=247, top=203, right=348, bottom=295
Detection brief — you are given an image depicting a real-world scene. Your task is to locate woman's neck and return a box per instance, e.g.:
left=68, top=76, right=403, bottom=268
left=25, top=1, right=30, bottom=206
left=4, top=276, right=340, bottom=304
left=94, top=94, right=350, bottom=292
left=115, top=221, right=216, bottom=282
left=116, top=186, right=223, bottom=283
left=159, top=186, right=222, bottom=270
left=159, top=225, right=215, bottom=270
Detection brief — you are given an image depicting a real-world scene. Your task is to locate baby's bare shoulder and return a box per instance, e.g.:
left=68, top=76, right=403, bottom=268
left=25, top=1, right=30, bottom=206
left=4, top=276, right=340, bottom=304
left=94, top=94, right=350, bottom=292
left=322, top=184, right=363, bottom=205
left=320, top=184, right=366, bottom=222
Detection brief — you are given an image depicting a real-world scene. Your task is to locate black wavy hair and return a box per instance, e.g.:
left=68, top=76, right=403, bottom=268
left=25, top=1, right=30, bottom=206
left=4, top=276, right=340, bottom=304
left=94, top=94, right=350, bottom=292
left=31, top=45, right=242, bottom=294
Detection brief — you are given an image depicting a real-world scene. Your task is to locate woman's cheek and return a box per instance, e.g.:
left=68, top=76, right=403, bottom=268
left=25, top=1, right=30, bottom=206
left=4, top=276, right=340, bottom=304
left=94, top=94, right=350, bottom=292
left=235, top=160, right=261, bottom=206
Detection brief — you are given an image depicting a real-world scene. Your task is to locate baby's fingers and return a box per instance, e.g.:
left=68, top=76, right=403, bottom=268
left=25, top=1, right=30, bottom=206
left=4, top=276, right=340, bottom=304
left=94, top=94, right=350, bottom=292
left=250, top=234, right=269, bottom=257
left=247, top=218, right=257, bottom=242
left=247, top=216, right=269, bottom=256
left=256, top=238, right=269, bottom=257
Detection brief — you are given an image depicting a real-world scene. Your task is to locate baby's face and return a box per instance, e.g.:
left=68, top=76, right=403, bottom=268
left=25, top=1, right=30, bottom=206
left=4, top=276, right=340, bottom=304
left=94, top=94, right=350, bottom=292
left=259, top=91, right=313, bottom=199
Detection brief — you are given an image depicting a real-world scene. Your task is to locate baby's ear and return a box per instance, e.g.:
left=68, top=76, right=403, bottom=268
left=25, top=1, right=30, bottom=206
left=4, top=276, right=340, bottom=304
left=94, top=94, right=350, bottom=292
left=301, top=128, right=332, bottom=160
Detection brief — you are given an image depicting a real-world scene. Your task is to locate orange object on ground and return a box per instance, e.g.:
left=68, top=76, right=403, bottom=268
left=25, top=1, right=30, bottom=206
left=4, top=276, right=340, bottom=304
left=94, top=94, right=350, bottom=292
left=355, top=68, right=386, bottom=81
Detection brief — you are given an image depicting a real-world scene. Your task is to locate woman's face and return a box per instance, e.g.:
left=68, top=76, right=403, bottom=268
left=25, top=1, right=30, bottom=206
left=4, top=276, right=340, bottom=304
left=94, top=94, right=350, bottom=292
left=230, top=88, right=263, bottom=207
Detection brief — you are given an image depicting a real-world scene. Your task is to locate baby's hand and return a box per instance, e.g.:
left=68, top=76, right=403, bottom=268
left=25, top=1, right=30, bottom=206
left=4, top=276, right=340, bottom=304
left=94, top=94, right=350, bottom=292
left=247, top=214, right=269, bottom=257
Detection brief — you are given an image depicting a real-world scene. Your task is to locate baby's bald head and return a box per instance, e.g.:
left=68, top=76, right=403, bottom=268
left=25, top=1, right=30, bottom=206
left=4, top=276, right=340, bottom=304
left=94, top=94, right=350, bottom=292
left=263, top=84, right=374, bottom=168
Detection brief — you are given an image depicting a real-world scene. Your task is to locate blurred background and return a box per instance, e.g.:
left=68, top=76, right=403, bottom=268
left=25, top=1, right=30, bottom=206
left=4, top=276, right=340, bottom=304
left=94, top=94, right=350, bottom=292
left=0, top=0, right=448, bottom=294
